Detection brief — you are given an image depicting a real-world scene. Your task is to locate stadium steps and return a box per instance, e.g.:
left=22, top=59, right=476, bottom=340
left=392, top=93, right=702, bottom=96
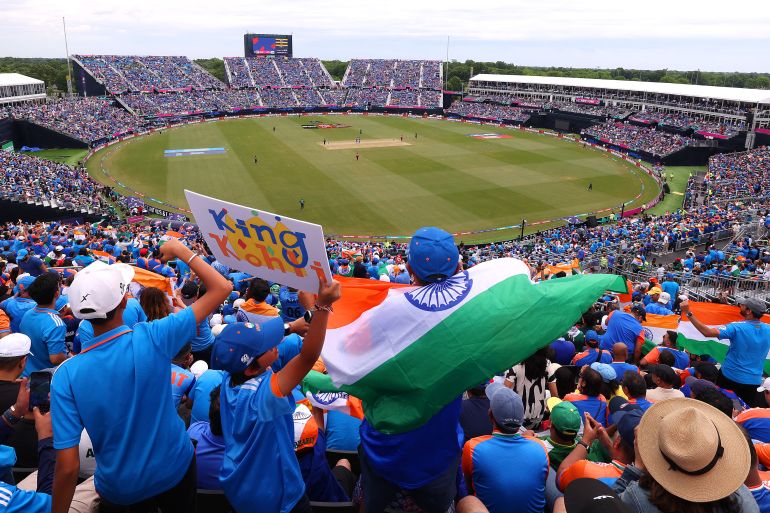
left=244, top=58, right=257, bottom=88
left=271, top=59, right=287, bottom=87
left=317, top=59, right=336, bottom=87
left=223, top=58, right=234, bottom=86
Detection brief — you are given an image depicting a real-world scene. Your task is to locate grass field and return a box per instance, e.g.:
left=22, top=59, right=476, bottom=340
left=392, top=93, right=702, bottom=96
left=86, top=115, right=661, bottom=243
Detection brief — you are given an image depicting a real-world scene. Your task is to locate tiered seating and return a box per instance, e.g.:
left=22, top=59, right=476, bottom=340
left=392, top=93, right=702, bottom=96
left=75, top=55, right=224, bottom=93
left=446, top=100, right=531, bottom=122
left=582, top=121, right=693, bottom=157
left=8, top=97, right=143, bottom=143
left=0, top=152, right=109, bottom=213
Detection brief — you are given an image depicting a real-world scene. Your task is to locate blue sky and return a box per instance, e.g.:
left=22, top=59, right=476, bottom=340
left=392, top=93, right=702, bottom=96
left=2, top=0, right=769, bottom=72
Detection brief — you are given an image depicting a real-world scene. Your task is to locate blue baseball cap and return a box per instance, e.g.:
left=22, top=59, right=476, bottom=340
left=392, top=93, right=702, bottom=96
left=486, top=381, right=525, bottom=432
left=408, top=227, right=459, bottom=283
left=16, top=249, right=28, bottom=259
left=585, top=329, right=599, bottom=341
left=590, top=362, right=617, bottom=383
left=211, top=319, right=285, bottom=374
left=13, top=275, right=35, bottom=295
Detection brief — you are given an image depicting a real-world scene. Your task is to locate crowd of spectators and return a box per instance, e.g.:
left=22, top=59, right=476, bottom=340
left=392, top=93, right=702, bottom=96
left=628, top=109, right=746, bottom=137
left=387, top=89, right=420, bottom=107
left=551, top=101, right=631, bottom=118
left=75, top=55, right=224, bottom=93
left=582, top=121, right=693, bottom=157
left=446, top=100, right=532, bottom=122
left=121, top=90, right=264, bottom=117
left=0, top=153, right=109, bottom=213
left=225, top=57, right=334, bottom=89
left=6, top=97, right=144, bottom=144
left=0, top=134, right=766, bottom=511
left=705, top=147, right=770, bottom=202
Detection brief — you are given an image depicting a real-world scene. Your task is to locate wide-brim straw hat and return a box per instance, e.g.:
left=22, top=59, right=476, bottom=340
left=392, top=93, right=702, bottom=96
left=637, top=398, right=750, bottom=503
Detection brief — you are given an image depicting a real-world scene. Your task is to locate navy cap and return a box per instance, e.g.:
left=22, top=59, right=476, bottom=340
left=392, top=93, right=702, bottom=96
left=408, top=227, right=459, bottom=283
left=616, top=408, right=643, bottom=446
left=609, top=397, right=641, bottom=425
left=211, top=319, right=284, bottom=374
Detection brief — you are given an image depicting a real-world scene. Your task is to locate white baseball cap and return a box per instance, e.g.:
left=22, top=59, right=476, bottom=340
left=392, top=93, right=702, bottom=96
left=211, top=324, right=226, bottom=337
left=190, top=360, right=209, bottom=378
left=233, top=298, right=245, bottom=310
left=0, top=333, right=32, bottom=357
left=68, top=261, right=135, bottom=320
left=757, top=377, right=770, bottom=393
left=210, top=313, right=223, bottom=327
left=658, top=292, right=671, bottom=305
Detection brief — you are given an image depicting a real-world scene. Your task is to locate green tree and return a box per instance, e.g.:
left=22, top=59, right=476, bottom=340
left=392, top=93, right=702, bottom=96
left=193, top=58, right=225, bottom=82
left=321, top=60, right=349, bottom=81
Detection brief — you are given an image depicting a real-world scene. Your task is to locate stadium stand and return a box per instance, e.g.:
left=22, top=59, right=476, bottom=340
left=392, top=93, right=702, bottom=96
left=73, top=55, right=225, bottom=93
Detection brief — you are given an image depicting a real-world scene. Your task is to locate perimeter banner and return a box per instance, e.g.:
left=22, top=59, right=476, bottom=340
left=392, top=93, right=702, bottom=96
left=185, top=190, right=332, bottom=292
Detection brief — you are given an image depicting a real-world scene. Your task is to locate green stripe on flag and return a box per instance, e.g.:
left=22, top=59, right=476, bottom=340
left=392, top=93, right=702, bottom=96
left=307, top=272, right=626, bottom=433
left=678, top=336, right=770, bottom=375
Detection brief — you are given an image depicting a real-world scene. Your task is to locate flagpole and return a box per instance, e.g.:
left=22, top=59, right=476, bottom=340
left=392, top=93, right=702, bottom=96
left=62, top=17, right=74, bottom=97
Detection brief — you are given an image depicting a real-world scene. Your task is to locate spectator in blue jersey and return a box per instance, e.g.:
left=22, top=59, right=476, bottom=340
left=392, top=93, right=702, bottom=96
left=639, top=331, right=688, bottom=370
left=550, top=337, right=576, bottom=366
left=461, top=384, right=493, bottom=443
left=359, top=227, right=464, bottom=513
left=571, top=330, right=611, bottom=366
left=279, top=285, right=307, bottom=323
left=599, top=303, right=646, bottom=363
left=0, top=275, right=36, bottom=333
left=682, top=296, right=770, bottom=406
left=170, top=343, right=195, bottom=408
left=74, top=296, right=147, bottom=352
left=620, top=372, right=653, bottom=411
left=743, top=429, right=770, bottom=513
left=610, top=343, right=639, bottom=379
left=188, top=360, right=226, bottom=424
left=20, top=272, right=68, bottom=376
left=188, top=385, right=225, bottom=491
left=72, top=248, right=94, bottom=268
left=212, top=277, right=339, bottom=513
left=180, top=281, right=216, bottom=363
left=293, top=404, right=353, bottom=503
left=564, top=366, right=609, bottom=427
left=50, top=240, right=233, bottom=513
left=660, top=274, right=679, bottom=308
left=16, top=249, right=47, bottom=277
left=645, top=292, right=674, bottom=316
left=462, top=384, right=549, bottom=513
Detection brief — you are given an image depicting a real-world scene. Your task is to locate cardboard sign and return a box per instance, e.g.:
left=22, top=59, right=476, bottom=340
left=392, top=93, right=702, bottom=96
left=185, top=190, right=332, bottom=292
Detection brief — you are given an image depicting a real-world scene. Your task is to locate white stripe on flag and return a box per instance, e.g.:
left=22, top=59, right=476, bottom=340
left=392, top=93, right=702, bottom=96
left=321, top=258, right=531, bottom=386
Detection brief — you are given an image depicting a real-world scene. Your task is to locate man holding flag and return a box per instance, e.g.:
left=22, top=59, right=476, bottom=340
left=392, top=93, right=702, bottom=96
left=681, top=296, right=770, bottom=406
left=358, top=227, right=465, bottom=513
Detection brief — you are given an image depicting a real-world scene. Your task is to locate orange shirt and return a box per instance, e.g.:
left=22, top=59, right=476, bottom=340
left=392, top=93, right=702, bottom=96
left=0, top=310, right=9, bottom=334
left=558, top=459, right=626, bottom=491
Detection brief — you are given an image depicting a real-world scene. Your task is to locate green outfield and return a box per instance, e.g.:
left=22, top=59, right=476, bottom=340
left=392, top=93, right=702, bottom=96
left=86, top=115, right=660, bottom=243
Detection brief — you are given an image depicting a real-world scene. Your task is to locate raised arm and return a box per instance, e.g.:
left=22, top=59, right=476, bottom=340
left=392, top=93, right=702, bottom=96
left=159, top=239, right=232, bottom=324
left=274, top=279, right=341, bottom=396
left=680, top=300, right=720, bottom=338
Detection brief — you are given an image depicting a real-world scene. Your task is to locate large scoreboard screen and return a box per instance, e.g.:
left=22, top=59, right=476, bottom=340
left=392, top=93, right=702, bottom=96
left=244, top=34, right=292, bottom=58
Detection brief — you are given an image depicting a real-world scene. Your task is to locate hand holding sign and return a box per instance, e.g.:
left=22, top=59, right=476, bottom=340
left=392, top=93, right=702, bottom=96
left=185, top=190, right=332, bottom=292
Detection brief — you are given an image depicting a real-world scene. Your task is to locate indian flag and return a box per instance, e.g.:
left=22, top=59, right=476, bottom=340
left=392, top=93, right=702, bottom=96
left=304, top=258, right=626, bottom=433
left=642, top=313, right=680, bottom=344
left=159, top=230, right=183, bottom=246
left=678, top=302, right=770, bottom=373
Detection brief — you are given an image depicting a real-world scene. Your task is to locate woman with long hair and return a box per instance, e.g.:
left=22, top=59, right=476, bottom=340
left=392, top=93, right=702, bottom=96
left=505, top=347, right=551, bottom=430
left=139, top=286, right=173, bottom=321
left=615, top=398, right=756, bottom=513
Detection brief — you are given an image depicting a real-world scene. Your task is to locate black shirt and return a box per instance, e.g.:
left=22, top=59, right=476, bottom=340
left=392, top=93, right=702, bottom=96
left=460, top=396, right=492, bottom=443
left=0, top=380, right=38, bottom=467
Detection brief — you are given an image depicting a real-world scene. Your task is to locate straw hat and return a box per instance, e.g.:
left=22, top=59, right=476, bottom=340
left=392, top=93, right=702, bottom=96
left=637, top=398, right=749, bottom=503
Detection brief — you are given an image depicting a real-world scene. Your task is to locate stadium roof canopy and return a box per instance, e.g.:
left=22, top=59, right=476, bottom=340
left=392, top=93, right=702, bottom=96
left=0, top=73, right=44, bottom=88
left=470, top=74, right=770, bottom=104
